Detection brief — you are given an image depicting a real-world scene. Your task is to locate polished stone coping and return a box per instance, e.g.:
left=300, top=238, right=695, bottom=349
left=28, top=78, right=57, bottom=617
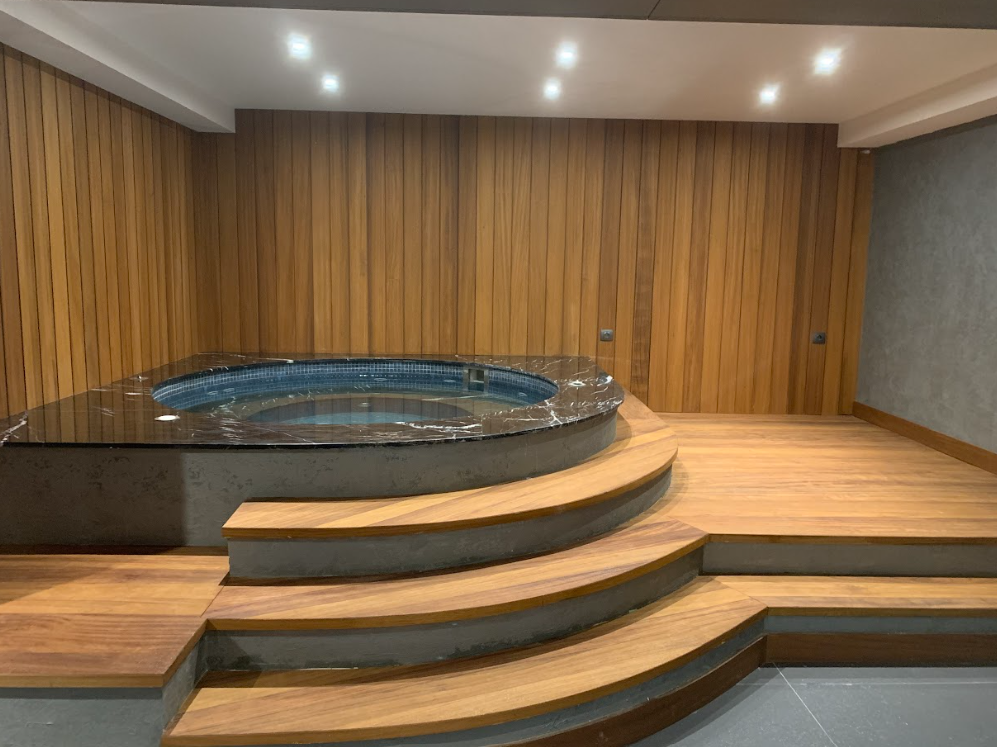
left=0, top=353, right=623, bottom=449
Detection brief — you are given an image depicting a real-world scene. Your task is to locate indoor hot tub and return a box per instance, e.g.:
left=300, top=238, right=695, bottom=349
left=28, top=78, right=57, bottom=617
left=0, top=354, right=623, bottom=546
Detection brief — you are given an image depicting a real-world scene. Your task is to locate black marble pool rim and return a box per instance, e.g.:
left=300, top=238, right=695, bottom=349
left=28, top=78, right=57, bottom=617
left=0, top=353, right=624, bottom=450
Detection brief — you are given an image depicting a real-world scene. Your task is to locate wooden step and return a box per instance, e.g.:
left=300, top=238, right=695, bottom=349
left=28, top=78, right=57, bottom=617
left=209, top=510, right=705, bottom=630
left=224, top=398, right=675, bottom=540
left=717, top=575, right=997, bottom=617
left=717, top=575, right=997, bottom=668
left=224, top=396, right=678, bottom=578
left=163, top=579, right=764, bottom=746
left=201, top=510, right=707, bottom=669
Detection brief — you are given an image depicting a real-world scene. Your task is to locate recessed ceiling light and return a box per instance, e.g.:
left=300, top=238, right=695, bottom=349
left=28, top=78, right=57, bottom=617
left=321, top=74, right=340, bottom=93
left=155, top=414, right=179, bottom=422
left=287, top=34, right=311, bottom=60
left=759, top=84, right=780, bottom=105
left=544, top=78, right=562, bottom=100
left=555, top=42, right=578, bottom=69
left=814, top=48, right=842, bottom=75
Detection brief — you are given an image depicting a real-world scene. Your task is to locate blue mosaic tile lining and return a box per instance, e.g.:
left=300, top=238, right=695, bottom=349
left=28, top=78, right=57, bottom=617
left=152, top=359, right=559, bottom=412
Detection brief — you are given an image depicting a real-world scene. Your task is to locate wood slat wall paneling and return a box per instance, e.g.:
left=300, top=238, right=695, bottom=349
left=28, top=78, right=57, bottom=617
left=0, top=44, right=198, bottom=420
left=189, top=113, right=871, bottom=415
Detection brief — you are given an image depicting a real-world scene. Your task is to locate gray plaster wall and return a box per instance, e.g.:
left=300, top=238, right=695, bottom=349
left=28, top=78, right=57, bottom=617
left=857, top=117, right=997, bottom=452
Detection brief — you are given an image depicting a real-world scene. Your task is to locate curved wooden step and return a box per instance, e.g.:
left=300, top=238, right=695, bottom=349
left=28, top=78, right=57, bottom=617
left=224, top=398, right=675, bottom=540
left=210, top=510, right=705, bottom=631
left=200, top=509, right=706, bottom=670
left=163, top=579, right=765, bottom=746
left=224, top=396, right=678, bottom=578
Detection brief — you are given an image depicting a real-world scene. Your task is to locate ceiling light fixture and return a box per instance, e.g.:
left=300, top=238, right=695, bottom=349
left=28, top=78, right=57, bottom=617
left=759, top=84, right=780, bottom=105
left=543, top=78, right=562, bottom=100
left=321, top=74, right=340, bottom=93
left=287, top=34, right=311, bottom=60
left=814, top=48, right=842, bottom=75
left=555, top=42, right=578, bottom=69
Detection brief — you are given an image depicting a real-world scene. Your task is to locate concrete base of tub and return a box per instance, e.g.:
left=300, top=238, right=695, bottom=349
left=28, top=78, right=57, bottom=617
left=0, top=412, right=615, bottom=547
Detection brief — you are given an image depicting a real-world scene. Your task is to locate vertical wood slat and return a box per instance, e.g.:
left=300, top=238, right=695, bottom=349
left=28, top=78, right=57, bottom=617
left=527, top=119, right=550, bottom=357
left=644, top=122, right=679, bottom=412
left=732, top=123, right=770, bottom=413
left=329, top=114, right=351, bottom=353
left=23, top=57, right=59, bottom=404
left=0, top=53, right=875, bottom=421
left=310, top=112, right=332, bottom=352
left=509, top=117, right=532, bottom=357
left=628, top=121, right=660, bottom=403
left=235, top=110, right=260, bottom=353
left=561, top=118, right=588, bottom=356
left=491, top=117, right=513, bottom=355
left=0, top=46, right=27, bottom=414
left=438, top=116, right=459, bottom=355
left=384, top=114, right=404, bottom=353
left=347, top=113, right=369, bottom=353
left=421, top=115, right=442, bottom=356
left=595, top=120, right=623, bottom=375
left=698, top=122, right=733, bottom=412
left=543, top=119, right=569, bottom=357
left=662, top=121, right=697, bottom=410
left=681, top=122, right=716, bottom=412
left=577, top=119, right=604, bottom=360
left=612, top=120, right=642, bottom=390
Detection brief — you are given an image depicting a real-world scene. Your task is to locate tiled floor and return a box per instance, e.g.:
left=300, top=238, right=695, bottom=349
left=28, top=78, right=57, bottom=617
left=637, top=666, right=997, bottom=746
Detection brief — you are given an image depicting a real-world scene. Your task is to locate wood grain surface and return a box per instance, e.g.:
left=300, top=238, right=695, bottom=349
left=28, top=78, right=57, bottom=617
left=660, top=412, right=997, bottom=542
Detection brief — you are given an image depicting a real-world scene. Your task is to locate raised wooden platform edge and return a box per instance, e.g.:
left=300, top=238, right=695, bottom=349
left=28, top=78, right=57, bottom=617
left=853, top=401, right=997, bottom=475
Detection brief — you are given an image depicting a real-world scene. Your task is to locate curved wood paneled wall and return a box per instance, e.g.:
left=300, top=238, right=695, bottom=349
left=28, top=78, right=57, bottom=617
left=193, top=112, right=872, bottom=414
left=0, top=45, right=198, bottom=420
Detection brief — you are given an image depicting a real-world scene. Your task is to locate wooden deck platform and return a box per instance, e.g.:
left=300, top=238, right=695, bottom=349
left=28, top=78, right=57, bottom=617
left=659, top=413, right=997, bottom=543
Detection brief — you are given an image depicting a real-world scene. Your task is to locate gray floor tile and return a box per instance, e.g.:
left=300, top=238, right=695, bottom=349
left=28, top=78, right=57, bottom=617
left=793, top=681, right=997, bottom=747
left=633, top=670, right=835, bottom=747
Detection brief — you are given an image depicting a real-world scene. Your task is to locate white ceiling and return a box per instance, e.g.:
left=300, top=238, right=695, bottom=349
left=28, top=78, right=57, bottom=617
left=3, top=1, right=997, bottom=145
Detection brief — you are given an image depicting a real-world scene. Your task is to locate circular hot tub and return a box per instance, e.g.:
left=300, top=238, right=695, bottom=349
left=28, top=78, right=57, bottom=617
left=152, top=359, right=560, bottom=429
left=0, top=354, right=624, bottom=546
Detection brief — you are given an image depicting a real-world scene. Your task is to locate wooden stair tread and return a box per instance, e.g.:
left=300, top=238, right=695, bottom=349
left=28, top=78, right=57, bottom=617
left=207, top=509, right=706, bottom=629
left=163, top=579, right=764, bottom=745
left=223, top=397, right=677, bottom=539
left=0, top=553, right=228, bottom=687
left=718, top=575, right=997, bottom=616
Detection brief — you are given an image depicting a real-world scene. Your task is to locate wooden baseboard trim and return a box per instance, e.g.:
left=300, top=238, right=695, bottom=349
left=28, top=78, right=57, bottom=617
left=853, top=402, right=997, bottom=475
left=766, top=633, right=997, bottom=666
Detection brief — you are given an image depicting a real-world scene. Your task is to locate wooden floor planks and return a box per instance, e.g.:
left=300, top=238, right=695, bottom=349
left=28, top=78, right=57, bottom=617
left=659, top=413, right=997, bottom=542
left=0, top=553, right=228, bottom=686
